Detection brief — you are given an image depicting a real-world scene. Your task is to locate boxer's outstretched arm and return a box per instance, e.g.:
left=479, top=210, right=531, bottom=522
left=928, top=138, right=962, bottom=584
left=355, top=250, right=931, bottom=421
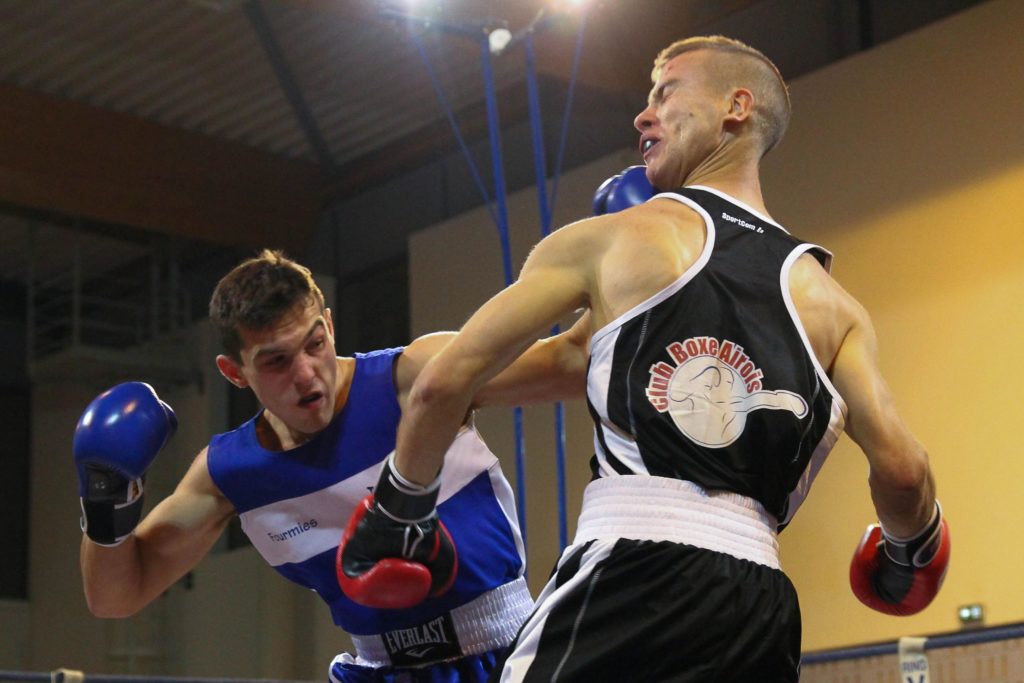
left=395, top=312, right=590, bottom=412
left=81, top=449, right=234, bottom=617
left=829, top=297, right=935, bottom=537
left=394, top=223, right=595, bottom=485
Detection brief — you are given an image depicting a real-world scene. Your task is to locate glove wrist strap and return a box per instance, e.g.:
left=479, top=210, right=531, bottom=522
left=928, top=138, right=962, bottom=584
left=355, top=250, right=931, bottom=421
left=881, top=500, right=943, bottom=567
left=373, top=452, right=440, bottom=523
left=80, top=467, right=145, bottom=546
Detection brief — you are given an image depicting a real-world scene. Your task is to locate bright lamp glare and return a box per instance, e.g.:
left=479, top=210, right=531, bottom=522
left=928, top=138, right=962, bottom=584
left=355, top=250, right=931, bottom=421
left=552, top=0, right=591, bottom=13
left=488, top=28, right=512, bottom=54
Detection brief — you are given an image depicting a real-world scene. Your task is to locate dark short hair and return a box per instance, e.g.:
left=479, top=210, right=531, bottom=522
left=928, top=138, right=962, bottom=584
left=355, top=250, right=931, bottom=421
left=209, top=249, right=325, bottom=360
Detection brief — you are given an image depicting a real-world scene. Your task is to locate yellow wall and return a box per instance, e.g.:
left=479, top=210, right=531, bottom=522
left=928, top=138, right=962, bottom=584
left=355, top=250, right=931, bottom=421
left=411, top=0, right=1024, bottom=652
left=766, top=0, right=1024, bottom=649
left=780, top=167, right=1024, bottom=649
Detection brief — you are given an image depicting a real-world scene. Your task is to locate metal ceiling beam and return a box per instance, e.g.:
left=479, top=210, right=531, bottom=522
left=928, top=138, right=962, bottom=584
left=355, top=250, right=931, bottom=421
left=243, top=0, right=338, bottom=171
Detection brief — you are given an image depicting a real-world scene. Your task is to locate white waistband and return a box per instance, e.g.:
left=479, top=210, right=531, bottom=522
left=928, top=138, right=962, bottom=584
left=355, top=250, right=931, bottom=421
left=573, top=476, right=781, bottom=569
left=348, top=577, right=534, bottom=668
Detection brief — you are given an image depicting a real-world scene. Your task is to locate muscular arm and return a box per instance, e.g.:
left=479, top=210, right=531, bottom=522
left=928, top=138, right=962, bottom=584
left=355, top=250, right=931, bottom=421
left=829, top=297, right=935, bottom=537
left=395, top=314, right=590, bottom=410
left=80, top=448, right=235, bottom=617
left=394, top=223, right=596, bottom=484
left=472, top=311, right=590, bottom=407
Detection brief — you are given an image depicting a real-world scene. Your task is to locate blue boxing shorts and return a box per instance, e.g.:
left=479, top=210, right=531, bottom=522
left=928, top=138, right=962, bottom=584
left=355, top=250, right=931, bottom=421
left=330, top=650, right=502, bottom=683
left=330, top=578, right=532, bottom=683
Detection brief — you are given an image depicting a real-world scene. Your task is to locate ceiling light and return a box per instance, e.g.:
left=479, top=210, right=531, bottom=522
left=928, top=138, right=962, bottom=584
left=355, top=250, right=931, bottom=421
left=488, top=28, right=512, bottom=54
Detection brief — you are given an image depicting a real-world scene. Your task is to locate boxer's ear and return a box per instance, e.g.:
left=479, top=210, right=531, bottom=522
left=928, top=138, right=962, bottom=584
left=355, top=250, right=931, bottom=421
left=217, top=354, right=248, bottom=388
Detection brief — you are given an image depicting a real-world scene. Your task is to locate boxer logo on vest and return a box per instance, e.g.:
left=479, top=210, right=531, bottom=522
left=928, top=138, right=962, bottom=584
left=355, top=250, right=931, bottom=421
left=646, top=336, right=808, bottom=447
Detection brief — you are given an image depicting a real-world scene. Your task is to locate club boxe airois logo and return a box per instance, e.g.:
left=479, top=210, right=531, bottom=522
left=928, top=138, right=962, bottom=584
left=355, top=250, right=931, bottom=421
left=645, top=336, right=808, bottom=448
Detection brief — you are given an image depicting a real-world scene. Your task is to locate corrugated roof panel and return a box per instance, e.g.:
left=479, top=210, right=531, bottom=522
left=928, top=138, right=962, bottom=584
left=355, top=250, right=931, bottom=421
left=114, top=17, right=240, bottom=115
left=240, top=104, right=311, bottom=157
left=58, top=3, right=192, bottom=107
left=13, top=4, right=123, bottom=91
left=0, top=0, right=309, bottom=159
left=0, top=6, right=93, bottom=86
left=315, top=40, right=524, bottom=163
left=130, top=48, right=257, bottom=121
left=261, top=1, right=523, bottom=165
left=52, top=10, right=166, bottom=98
left=107, top=4, right=299, bottom=149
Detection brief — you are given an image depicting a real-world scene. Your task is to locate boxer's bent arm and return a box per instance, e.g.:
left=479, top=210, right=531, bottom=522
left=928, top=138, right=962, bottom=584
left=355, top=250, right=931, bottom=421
left=473, top=311, right=590, bottom=407
left=830, top=298, right=935, bottom=537
left=396, top=315, right=589, bottom=411
left=393, top=332, right=456, bottom=407
left=80, top=448, right=234, bottom=618
left=395, top=224, right=595, bottom=485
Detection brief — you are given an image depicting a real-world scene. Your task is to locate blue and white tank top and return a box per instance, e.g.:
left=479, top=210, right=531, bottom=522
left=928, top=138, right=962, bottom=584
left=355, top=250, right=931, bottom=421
left=208, top=348, right=526, bottom=636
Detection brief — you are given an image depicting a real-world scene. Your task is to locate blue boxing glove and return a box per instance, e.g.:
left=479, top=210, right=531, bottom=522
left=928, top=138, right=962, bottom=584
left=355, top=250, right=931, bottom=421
left=592, top=174, right=618, bottom=215
left=593, top=166, right=656, bottom=215
left=74, top=382, right=177, bottom=546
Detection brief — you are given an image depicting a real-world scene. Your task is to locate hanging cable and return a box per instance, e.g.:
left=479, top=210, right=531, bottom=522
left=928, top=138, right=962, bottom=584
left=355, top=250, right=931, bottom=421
left=391, top=2, right=591, bottom=559
left=478, top=33, right=529, bottom=551
left=524, top=30, right=569, bottom=550
left=548, top=9, right=589, bottom=218
left=408, top=30, right=501, bottom=230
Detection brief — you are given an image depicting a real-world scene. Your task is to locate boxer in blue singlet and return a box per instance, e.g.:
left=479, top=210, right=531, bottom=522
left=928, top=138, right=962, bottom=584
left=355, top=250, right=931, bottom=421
left=74, top=250, right=588, bottom=683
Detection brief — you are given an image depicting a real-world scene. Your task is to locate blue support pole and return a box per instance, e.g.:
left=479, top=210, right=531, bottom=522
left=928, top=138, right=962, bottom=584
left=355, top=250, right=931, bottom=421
left=479, top=40, right=513, bottom=283
left=524, top=34, right=552, bottom=233
left=479, top=36, right=529, bottom=552
left=549, top=9, right=588, bottom=216
left=393, top=4, right=590, bottom=561
left=524, top=32, right=569, bottom=551
left=409, top=30, right=500, bottom=229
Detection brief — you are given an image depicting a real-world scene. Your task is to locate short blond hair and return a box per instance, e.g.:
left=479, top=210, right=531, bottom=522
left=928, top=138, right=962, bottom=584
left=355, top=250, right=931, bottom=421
left=653, top=36, right=791, bottom=155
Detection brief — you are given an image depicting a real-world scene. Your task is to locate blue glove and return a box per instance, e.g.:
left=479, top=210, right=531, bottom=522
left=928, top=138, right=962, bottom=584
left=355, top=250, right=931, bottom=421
left=74, top=382, right=177, bottom=546
left=593, top=166, right=656, bottom=215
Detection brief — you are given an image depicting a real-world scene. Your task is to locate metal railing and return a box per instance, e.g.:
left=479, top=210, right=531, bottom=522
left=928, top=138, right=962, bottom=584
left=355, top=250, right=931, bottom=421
left=801, top=621, right=1024, bottom=665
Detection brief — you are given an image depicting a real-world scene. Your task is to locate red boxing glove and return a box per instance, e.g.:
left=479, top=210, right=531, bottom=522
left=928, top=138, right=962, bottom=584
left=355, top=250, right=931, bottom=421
left=850, top=501, right=950, bottom=616
left=336, top=454, right=458, bottom=610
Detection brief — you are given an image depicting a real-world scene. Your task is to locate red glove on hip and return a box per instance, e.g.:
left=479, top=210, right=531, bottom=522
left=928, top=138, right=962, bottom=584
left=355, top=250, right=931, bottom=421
left=850, top=501, right=950, bottom=616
